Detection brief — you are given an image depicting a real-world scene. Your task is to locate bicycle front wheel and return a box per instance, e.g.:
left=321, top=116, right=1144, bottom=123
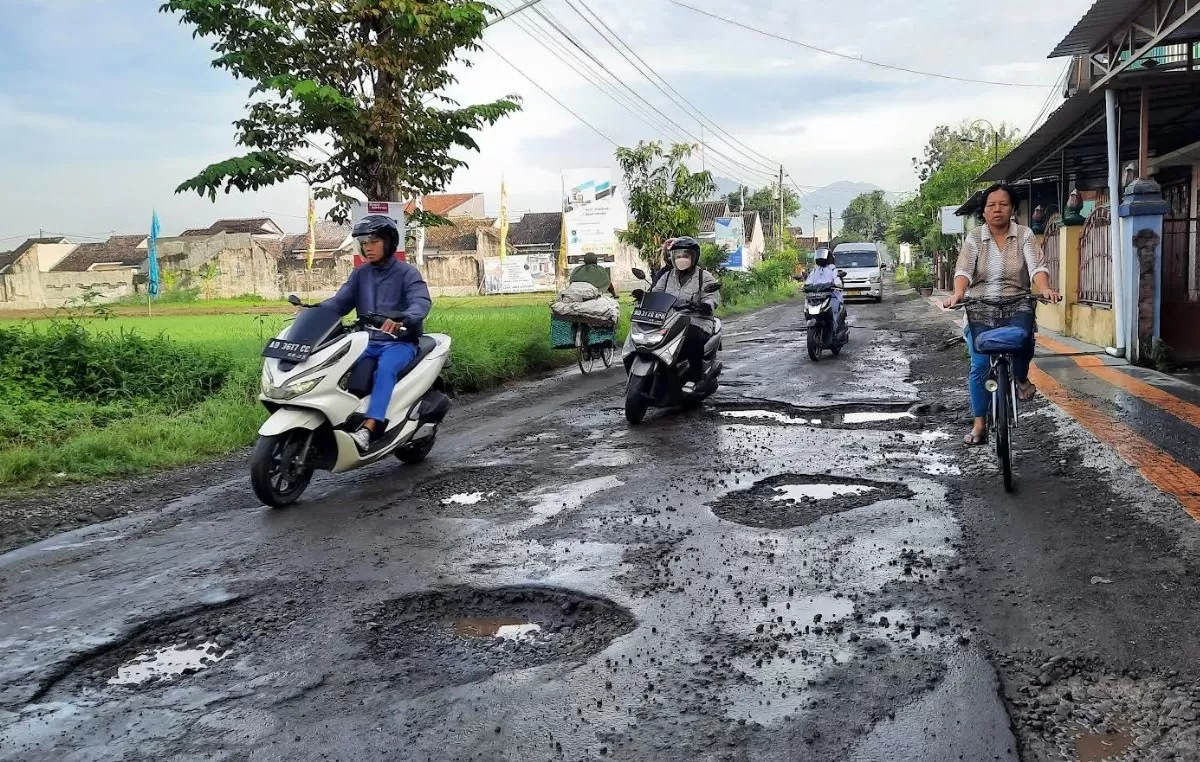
left=994, top=360, right=1014, bottom=493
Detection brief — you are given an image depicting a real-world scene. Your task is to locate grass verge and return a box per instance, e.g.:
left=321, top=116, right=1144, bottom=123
left=0, top=282, right=793, bottom=490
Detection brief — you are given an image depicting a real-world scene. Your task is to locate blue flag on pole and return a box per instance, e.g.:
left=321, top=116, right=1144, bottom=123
left=148, top=210, right=161, bottom=297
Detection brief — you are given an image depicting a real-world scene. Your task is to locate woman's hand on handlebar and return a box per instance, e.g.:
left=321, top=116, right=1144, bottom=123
left=943, top=292, right=966, bottom=310
left=1039, top=288, right=1062, bottom=304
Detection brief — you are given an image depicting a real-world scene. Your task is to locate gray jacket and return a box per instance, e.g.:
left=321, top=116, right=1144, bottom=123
left=652, top=267, right=720, bottom=332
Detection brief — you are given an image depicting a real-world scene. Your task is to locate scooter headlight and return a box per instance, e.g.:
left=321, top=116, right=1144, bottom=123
left=631, top=329, right=666, bottom=346
left=266, top=375, right=325, bottom=400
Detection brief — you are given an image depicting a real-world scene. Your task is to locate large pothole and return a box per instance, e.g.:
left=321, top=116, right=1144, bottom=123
left=711, top=400, right=930, bottom=429
left=28, top=590, right=304, bottom=700
left=711, top=474, right=914, bottom=529
left=355, top=586, right=637, bottom=693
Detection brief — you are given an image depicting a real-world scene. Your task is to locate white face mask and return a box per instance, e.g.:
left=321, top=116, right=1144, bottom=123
left=674, top=256, right=691, bottom=271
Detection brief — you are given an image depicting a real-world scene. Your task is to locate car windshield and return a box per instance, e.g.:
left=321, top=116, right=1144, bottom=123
left=837, top=251, right=878, bottom=268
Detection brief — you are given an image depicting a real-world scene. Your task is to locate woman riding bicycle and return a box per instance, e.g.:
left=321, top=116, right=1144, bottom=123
left=944, top=183, right=1059, bottom=446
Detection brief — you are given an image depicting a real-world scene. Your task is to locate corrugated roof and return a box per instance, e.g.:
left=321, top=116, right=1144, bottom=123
left=695, top=200, right=730, bottom=233
left=281, top=222, right=352, bottom=258
left=977, top=88, right=1107, bottom=181
left=1050, top=0, right=1143, bottom=57
left=0, top=251, right=17, bottom=273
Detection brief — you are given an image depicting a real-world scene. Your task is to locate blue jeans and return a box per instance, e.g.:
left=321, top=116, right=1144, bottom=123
left=360, top=340, right=420, bottom=423
left=964, top=312, right=1034, bottom=418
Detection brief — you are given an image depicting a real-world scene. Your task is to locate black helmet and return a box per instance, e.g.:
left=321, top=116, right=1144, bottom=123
left=352, top=214, right=400, bottom=259
left=667, top=236, right=701, bottom=268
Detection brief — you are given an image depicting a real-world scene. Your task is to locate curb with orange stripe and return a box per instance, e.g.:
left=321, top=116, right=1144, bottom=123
left=1030, top=336, right=1200, bottom=521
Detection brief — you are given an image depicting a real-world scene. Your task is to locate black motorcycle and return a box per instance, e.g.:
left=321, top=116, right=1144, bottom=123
left=622, top=268, right=724, bottom=424
left=803, top=272, right=849, bottom=361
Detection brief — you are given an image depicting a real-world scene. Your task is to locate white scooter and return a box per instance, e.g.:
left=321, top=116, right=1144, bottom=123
left=250, top=294, right=453, bottom=507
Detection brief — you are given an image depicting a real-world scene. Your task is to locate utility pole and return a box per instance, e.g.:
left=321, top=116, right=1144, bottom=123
left=700, top=125, right=706, bottom=172
left=828, top=208, right=834, bottom=244
left=812, top=214, right=818, bottom=243
left=777, top=166, right=784, bottom=249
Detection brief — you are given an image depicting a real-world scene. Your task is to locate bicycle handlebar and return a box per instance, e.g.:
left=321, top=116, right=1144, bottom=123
left=946, top=294, right=1058, bottom=310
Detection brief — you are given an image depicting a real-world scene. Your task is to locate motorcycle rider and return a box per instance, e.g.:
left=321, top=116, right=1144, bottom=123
left=323, top=214, right=432, bottom=451
left=805, top=248, right=846, bottom=334
left=651, top=236, right=720, bottom=393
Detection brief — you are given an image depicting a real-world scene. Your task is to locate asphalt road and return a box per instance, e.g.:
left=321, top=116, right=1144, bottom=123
left=2, top=290, right=1198, bottom=761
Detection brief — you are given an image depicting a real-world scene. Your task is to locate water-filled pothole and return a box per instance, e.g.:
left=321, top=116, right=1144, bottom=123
left=711, top=474, right=914, bottom=529
left=355, top=586, right=637, bottom=694
left=27, top=590, right=302, bottom=700
left=713, top=401, right=922, bottom=429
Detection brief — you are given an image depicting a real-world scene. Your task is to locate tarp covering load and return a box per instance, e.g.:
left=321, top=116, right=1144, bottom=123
left=549, top=282, right=619, bottom=328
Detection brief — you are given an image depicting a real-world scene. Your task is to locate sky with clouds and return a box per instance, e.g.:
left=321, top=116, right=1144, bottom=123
left=0, top=0, right=1095, bottom=244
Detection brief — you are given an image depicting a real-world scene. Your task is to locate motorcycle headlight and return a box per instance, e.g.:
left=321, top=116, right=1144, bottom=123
left=632, top=330, right=665, bottom=346
left=266, top=375, right=325, bottom=401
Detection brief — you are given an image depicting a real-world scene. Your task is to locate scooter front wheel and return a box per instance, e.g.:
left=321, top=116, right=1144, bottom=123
left=806, top=326, right=821, bottom=361
left=625, top=375, right=651, bottom=425
left=250, top=432, right=315, bottom=508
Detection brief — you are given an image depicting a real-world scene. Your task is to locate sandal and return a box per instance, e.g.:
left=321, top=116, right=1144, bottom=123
left=1016, top=381, right=1037, bottom=402
left=963, top=430, right=986, bottom=446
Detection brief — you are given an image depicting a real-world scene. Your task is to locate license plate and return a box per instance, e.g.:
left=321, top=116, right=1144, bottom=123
left=632, top=308, right=668, bottom=325
left=847, top=289, right=866, bottom=295
left=263, top=339, right=313, bottom=361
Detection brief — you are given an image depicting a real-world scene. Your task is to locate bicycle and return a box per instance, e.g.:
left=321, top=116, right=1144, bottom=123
left=949, top=294, right=1054, bottom=492
left=574, top=322, right=615, bottom=375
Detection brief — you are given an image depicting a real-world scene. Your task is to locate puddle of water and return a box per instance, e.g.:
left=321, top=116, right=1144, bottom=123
left=721, top=410, right=810, bottom=424
left=108, top=642, right=228, bottom=686
left=842, top=411, right=915, bottom=424
left=441, top=492, right=494, bottom=506
left=452, top=617, right=543, bottom=640
left=527, top=476, right=624, bottom=518
left=773, top=484, right=878, bottom=501
left=1074, top=729, right=1134, bottom=761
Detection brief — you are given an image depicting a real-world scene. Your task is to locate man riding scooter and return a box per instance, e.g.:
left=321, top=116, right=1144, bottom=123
left=651, top=237, right=720, bottom=393
left=322, top=214, right=432, bottom=451
left=805, top=248, right=847, bottom=335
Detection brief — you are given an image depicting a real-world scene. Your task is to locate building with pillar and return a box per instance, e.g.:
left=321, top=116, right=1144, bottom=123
left=976, top=0, right=1200, bottom=366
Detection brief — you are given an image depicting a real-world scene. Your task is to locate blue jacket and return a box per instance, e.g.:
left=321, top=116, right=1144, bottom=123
left=323, top=258, right=432, bottom=341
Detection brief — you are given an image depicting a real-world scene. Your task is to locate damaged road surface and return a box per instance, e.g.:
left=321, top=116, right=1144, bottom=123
left=2, top=294, right=1199, bottom=761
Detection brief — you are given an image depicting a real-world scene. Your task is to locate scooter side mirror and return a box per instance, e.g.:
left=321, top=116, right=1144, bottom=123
left=631, top=267, right=647, bottom=281
left=837, top=270, right=848, bottom=278
left=287, top=294, right=302, bottom=307
left=631, top=288, right=646, bottom=301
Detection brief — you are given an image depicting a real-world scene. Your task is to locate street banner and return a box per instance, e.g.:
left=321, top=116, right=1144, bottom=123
left=715, top=216, right=746, bottom=271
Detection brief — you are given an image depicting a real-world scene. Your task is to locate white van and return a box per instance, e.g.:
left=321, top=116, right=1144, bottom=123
left=832, top=242, right=886, bottom=302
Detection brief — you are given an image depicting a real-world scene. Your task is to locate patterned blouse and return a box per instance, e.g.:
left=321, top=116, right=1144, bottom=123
left=954, top=222, right=1050, bottom=301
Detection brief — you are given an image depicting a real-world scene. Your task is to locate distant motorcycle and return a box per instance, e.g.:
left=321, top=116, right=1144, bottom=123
left=250, top=295, right=452, bottom=507
left=803, top=271, right=849, bottom=361
left=622, top=268, right=724, bottom=424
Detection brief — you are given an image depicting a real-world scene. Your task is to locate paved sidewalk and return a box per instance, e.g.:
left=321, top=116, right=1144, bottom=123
left=922, top=292, right=1200, bottom=521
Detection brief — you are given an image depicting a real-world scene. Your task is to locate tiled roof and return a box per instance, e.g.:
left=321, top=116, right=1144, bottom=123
left=0, top=251, right=17, bottom=273
left=739, top=211, right=761, bottom=238
left=10, top=236, right=68, bottom=258
left=508, top=212, right=562, bottom=247
left=281, top=222, right=352, bottom=258
left=695, top=200, right=730, bottom=233
left=51, top=235, right=145, bottom=272
left=403, top=193, right=480, bottom=217
left=425, top=217, right=494, bottom=252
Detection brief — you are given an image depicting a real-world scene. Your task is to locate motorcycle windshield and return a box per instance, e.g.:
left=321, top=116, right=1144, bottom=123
left=282, top=304, right=344, bottom=348
left=638, top=291, right=679, bottom=312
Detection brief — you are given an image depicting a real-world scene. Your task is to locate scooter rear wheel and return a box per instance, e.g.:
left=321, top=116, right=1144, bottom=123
left=395, top=432, right=437, bottom=464
left=250, top=432, right=314, bottom=508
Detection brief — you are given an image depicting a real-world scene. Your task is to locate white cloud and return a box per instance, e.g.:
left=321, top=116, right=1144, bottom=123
left=0, top=0, right=1098, bottom=240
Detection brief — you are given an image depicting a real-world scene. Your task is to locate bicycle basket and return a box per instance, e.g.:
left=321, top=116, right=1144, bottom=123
left=965, top=300, right=1034, bottom=353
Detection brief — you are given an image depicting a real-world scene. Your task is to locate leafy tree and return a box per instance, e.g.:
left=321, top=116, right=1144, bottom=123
left=616, top=141, right=716, bottom=262
left=840, top=190, right=894, bottom=241
left=161, top=0, right=521, bottom=222
left=912, top=121, right=1021, bottom=182
left=726, top=184, right=800, bottom=219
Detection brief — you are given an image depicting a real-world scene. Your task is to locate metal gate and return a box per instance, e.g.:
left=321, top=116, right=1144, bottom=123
left=1161, top=217, right=1200, bottom=362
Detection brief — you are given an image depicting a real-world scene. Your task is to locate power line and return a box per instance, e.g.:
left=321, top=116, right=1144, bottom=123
left=522, top=1, right=779, bottom=186
left=562, top=0, right=781, bottom=176
left=670, top=0, right=1059, bottom=89
left=481, top=41, right=618, bottom=146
